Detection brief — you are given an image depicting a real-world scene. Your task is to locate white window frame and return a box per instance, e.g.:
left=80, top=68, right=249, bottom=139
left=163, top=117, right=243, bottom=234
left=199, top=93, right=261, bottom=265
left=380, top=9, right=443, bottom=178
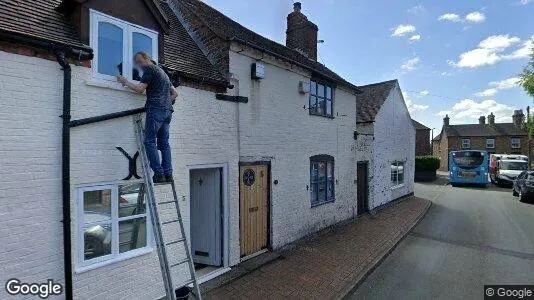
left=461, top=138, right=471, bottom=149
left=486, top=138, right=495, bottom=149
left=511, top=137, right=521, bottom=149
left=90, top=10, right=159, bottom=82
left=391, top=161, right=405, bottom=187
left=76, top=182, right=153, bottom=272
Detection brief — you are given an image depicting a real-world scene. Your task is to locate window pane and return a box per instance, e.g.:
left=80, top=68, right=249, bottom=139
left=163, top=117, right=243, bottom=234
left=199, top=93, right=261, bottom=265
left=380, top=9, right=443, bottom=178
left=119, top=218, right=147, bottom=253
left=310, top=81, right=317, bottom=96
left=326, top=87, right=332, bottom=99
left=317, top=162, right=327, bottom=180
left=98, top=22, right=123, bottom=76
left=326, top=100, right=332, bottom=116
left=317, top=98, right=325, bottom=115
left=84, top=223, right=112, bottom=260
left=317, top=84, right=325, bottom=97
left=132, top=32, right=153, bottom=80
left=391, top=163, right=398, bottom=183
left=119, top=183, right=146, bottom=218
left=311, top=182, right=318, bottom=204
left=84, top=189, right=112, bottom=223
left=398, top=163, right=404, bottom=183
left=327, top=179, right=334, bottom=200
left=318, top=181, right=327, bottom=203
left=309, top=96, right=318, bottom=113
left=311, top=163, right=318, bottom=183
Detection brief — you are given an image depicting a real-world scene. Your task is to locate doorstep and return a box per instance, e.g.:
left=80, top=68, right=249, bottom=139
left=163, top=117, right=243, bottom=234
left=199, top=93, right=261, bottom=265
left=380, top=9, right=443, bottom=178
left=201, top=196, right=431, bottom=299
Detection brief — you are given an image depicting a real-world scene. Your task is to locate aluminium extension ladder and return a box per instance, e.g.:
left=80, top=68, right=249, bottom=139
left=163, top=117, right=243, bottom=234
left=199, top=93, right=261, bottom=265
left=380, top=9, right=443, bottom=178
left=133, top=114, right=202, bottom=300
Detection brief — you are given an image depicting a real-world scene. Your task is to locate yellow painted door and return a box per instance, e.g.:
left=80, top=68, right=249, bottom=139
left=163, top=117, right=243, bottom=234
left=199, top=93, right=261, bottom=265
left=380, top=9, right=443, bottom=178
left=240, top=164, right=269, bottom=257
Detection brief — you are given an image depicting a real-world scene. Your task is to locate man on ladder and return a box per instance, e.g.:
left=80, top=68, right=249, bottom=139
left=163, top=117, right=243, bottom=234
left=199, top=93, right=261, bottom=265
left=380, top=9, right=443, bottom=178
left=118, top=51, right=178, bottom=183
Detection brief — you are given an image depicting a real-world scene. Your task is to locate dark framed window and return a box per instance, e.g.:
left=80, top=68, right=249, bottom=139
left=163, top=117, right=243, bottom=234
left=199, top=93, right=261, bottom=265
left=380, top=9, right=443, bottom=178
left=310, top=155, right=335, bottom=206
left=309, top=80, right=333, bottom=117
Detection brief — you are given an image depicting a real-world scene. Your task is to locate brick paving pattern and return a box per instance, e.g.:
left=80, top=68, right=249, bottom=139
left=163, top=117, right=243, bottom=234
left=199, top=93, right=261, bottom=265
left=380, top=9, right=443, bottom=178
left=205, top=196, right=430, bottom=299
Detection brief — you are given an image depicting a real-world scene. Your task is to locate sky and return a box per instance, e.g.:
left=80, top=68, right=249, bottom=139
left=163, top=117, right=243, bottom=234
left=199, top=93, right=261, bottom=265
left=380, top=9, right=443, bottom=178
left=202, top=0, right=533, bottom=135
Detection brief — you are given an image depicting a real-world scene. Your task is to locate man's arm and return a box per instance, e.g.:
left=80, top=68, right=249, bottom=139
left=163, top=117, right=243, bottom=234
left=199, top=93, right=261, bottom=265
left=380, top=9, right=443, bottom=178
left=170, top=86, right=179, bottom=101
left=118, top=75, right=147, bottom=94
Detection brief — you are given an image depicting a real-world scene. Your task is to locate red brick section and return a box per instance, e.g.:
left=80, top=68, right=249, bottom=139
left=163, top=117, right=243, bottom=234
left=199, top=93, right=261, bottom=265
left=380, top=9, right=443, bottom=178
left=205, top=197, right=430, bottom=300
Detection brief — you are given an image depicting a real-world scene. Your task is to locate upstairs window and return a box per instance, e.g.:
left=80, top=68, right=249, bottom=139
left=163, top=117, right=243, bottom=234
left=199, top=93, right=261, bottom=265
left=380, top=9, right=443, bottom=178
left=461, top=138, right=471, bottom=149
left=511, top=138, right=521, bottom=149
left=90, top=10, right=158, bottom=82
left=309, top=80, right=334, bottom=117
left=486, top=138, right=495, bottom=149
left=310, top=155, right=335, bottom=206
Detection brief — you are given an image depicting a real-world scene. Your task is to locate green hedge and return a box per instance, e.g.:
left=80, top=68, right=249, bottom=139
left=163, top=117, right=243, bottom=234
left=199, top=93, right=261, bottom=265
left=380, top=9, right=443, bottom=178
left=415, top=156, right=440, bottom=171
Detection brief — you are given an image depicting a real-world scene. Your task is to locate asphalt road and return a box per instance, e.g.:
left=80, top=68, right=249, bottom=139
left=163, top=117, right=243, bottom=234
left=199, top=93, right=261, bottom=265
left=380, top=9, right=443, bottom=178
left=348, top=176, right=534, bottom=300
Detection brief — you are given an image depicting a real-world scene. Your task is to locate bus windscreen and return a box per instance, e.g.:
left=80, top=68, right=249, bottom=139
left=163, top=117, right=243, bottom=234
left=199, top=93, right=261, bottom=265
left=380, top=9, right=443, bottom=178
left=453, top=152, right=484, bottom=169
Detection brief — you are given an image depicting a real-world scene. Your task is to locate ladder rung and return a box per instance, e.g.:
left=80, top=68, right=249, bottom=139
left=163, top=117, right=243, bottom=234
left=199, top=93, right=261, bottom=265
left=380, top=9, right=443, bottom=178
left=158, top=200, right=176, bottom=205
left=181, top=279, right=194, bottom=286
left=170, top=258, right=190, bottom=268
left=166, top=237, right=186, bottom=246
left=162, top=219, right=180, bottom=225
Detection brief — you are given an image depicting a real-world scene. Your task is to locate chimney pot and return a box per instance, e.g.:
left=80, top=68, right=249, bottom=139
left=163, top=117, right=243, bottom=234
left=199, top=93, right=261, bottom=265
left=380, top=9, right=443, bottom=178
left=488, top=113, right=495, bottom=125
left=294, top=2, right=301, bottom=12
left=443, top=114, right=450, bottom=126
left=479, top=116, right=486, bottom=125
left=513, top=109, right=525, bottom=128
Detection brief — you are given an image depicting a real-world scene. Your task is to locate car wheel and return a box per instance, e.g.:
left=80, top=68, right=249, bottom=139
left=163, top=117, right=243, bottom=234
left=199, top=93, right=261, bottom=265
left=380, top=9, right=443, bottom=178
left=84, top=236, right=104, bottom=259
left=513, top=188, right=519, bottom=196
left=519, top=190, right=528, bottom=203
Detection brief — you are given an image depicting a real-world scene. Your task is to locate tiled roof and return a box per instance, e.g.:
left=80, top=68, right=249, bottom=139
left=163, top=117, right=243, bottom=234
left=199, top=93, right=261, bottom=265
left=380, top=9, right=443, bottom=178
left=158, top=2, right=227, bottom=85
left=0, top=0, right=89, bottom=50
left=170, top=0, right=359, bottom=91
left=412, top=119, right=430, bottom=130
left=443, top=123, right=527, bottom=137
left=356, top=79, right=397, bottom=123
left=0, top=0, right=227, bottom=85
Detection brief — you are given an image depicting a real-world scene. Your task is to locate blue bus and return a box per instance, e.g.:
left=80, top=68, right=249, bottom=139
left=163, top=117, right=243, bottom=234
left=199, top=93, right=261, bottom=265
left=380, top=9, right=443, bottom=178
left=449, top=150, right=489, bottom=187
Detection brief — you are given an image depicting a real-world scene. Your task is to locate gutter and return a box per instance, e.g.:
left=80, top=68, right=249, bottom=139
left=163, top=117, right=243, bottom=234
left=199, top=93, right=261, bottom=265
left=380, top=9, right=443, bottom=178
left=0, top=31, right=93, bottom=300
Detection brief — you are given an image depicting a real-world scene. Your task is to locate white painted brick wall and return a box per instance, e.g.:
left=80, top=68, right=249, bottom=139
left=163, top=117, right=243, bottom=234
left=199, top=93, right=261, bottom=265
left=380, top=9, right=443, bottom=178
left=229, top=48, right=358, bottom=249
left=370, top=85, right=415, bottom=208
left=0, top=51, right=240, bottom=300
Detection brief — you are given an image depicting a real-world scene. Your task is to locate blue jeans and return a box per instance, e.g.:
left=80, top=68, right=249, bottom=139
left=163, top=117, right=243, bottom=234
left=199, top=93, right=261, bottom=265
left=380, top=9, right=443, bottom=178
left=144, top=108, right=173, bottom=176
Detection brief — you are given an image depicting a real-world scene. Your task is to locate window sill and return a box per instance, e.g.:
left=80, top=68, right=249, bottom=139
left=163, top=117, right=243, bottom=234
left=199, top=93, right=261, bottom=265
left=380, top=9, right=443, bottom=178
left=311, top=199, right=335, bottom=208
left=75, top=247, right=153, bottom=274
left=309, top=112, right=335, bottom=119
left=391, top=184, right=405, bottom=190
left=85, top=78, right=144, bottom=95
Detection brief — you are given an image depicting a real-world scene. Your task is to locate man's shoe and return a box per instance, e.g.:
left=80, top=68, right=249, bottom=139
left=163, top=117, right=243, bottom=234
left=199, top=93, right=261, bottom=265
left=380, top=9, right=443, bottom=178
left=165, top=174, right=174, bottom=183
left=153, top=174, right=166, bottom=184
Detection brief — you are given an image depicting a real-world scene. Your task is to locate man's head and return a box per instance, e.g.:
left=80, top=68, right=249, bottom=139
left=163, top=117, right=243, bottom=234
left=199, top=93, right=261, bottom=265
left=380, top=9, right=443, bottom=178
left=134, top=52, right=154, bottom=68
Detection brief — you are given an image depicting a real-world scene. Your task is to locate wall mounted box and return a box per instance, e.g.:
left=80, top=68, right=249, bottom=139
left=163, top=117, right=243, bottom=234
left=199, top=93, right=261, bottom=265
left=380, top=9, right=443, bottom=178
left=298, top=81, right=310, bottom=94
left=251, top=63, right=265, bottom=79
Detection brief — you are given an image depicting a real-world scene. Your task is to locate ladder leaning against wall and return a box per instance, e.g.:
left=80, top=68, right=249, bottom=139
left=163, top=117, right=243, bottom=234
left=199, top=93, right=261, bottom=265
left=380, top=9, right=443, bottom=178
left=133, top=113, right=202, bottom=300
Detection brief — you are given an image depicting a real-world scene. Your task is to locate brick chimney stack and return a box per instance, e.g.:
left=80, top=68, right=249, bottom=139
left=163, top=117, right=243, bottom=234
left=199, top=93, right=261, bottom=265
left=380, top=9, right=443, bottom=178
left=488, top=113, right=495, bottom=125
left=286, top=2, right=319, bottom=60
left=479, top=116, right=486, bottom=125
left=443, top=114, right=450, bottom=126
left=513, top=109, right=525, bottom=128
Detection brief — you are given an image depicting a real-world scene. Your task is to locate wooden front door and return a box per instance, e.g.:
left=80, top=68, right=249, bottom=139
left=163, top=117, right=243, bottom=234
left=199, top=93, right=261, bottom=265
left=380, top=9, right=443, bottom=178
left=357, top=162, right=369, bottom=215
left=239, top=164, right=269, bottom=257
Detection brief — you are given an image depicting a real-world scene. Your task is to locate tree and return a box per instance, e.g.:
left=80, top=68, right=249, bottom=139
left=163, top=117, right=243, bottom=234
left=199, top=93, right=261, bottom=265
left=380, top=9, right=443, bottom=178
left=519, top=39, right=534, bottom=98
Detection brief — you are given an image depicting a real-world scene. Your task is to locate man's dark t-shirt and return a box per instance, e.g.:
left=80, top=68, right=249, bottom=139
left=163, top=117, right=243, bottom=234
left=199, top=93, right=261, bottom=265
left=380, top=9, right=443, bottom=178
left=140, top=65, right=174, bottom=111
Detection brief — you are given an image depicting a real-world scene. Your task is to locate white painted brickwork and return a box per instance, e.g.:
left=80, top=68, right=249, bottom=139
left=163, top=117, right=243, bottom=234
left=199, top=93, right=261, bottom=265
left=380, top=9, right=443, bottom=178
left=370, top=86, right=415, bottom=208
left=0, top=51, right=240, bottom=299
left=229, top=47, right=359, bottom=249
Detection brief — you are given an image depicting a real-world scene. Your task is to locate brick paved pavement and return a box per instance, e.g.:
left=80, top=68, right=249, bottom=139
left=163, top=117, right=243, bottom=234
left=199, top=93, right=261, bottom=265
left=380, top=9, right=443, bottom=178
left=203, top=196, right=431, bottom=300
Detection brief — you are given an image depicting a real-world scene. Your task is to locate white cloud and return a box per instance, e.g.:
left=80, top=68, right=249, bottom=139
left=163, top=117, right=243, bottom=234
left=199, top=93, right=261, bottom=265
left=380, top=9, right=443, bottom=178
left=503, top=38, right=534, bottom=59
left=391, top=24, right=416, bottom=37
left=409, top=34, right=422, bottom=41
left=403, top=91, right=429, bottom=113
left=475, top=77, right=520, bottom=97
left=437, top=111, right=453, bottom=117
left=451, top=35, right=529, bottom=68
left=439, top=13, right=461, bottom=22
left=443, top=99, right=515, bottom=123
left=520, top=0, right=533, bottom=4
left=407, top=5, right=425, bottom=14
left=419, top=90, right=430, bottom=96
left=465, top=12, right=486, bottom=23
left=401, top=57, right=420, bottom=71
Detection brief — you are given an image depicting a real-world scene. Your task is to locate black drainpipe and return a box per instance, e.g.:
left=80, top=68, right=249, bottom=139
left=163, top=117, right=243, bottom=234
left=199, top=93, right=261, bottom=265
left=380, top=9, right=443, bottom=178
left=55, top=50, right=74, bottom=300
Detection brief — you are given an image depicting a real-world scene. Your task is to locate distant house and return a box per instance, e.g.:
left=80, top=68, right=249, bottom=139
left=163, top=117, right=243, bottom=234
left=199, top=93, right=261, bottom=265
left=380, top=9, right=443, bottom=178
left=355, top=80, right=415, bottom=210
left=412, top=119, right=431, bottom=156
left=432, top=110, right=530, bottom=171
